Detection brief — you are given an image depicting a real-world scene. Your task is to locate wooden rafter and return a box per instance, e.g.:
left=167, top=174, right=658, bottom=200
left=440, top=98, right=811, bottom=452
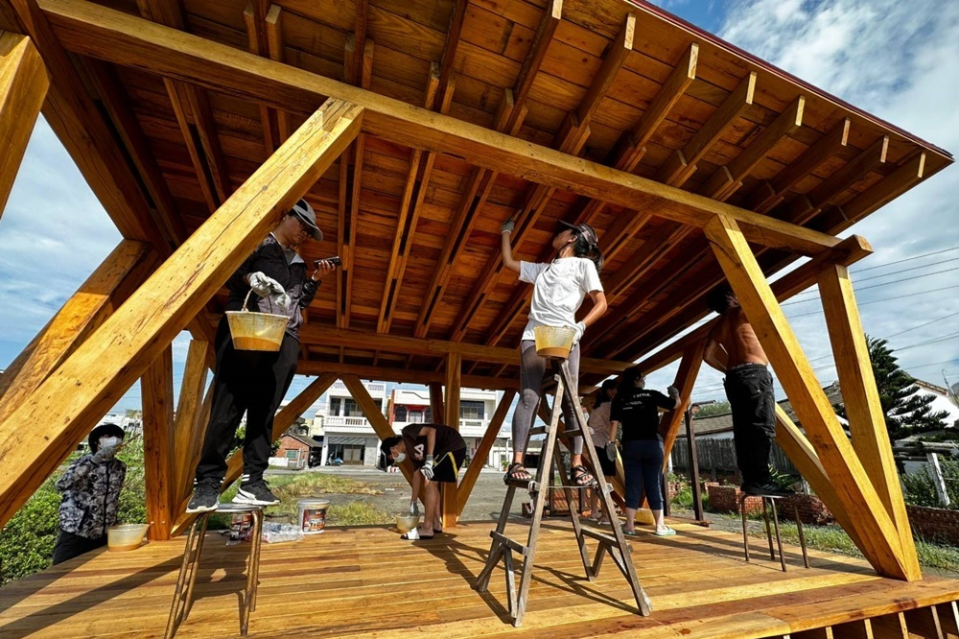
left=456, top=389, right=514, bottom=516
left=507, top=0, right=561, bottom=131
left=704, top=213, right=916, bottom=580
left=263, top=5, right=290, bottom=143
left=244, top=2, right=280, bottom=155
left=142, top=346, right=176, bottom=540
left=819, top=264, right=920, bottom=576
left=43, top=1, right=847, bottom=259
left=657, top=72, right=757, bottom=187
left=0, top=99, right=363, bottom=530
left=435, top=0, right=466, bottom=106
left=748, top=117, right=850, bottom=214
left=0, top=31, right=47, bottom=218
left=0, top=240, right=154, bottom=422
left=699, top=95, right=805, bottom=201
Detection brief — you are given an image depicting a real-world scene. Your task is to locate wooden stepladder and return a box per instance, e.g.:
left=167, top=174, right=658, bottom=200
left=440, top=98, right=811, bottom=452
left=474, top=359, right=652, bottom=626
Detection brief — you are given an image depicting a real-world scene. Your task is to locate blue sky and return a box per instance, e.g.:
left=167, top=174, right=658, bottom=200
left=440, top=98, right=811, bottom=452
left=1, top=0, right=957, bottom=420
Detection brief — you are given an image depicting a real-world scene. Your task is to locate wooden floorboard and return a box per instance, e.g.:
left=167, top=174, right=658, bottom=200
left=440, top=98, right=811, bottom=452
left=1, top=521, right=957, bottom=639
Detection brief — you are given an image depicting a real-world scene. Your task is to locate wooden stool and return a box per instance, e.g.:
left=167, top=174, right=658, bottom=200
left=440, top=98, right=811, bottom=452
left=164, top=503, right=264, bottom=639
left=740, top=493, right=809, bottom=572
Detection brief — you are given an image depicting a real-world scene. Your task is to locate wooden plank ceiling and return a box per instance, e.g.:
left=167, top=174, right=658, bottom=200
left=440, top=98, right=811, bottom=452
left=31, top=0, right=955, bottom=385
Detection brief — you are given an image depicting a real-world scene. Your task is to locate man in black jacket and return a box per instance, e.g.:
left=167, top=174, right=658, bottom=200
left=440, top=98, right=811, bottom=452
left=188, top=199, right=334, bottom=512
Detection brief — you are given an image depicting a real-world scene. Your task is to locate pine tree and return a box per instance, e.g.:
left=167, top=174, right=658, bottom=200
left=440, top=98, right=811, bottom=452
left=836, top=336, right=950, bottom=439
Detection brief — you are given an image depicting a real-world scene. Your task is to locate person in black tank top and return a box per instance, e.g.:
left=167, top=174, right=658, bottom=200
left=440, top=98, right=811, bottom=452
left=609, top=369, right=681, bottom=536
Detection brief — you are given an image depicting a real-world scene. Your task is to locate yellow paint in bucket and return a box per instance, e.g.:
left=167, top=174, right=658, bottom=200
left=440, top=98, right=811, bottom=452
left=297, top=498, right=330, bottom=534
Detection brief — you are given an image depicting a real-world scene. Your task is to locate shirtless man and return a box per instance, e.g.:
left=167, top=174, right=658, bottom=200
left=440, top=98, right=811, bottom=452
left=703, top=286, right=788, bottom=496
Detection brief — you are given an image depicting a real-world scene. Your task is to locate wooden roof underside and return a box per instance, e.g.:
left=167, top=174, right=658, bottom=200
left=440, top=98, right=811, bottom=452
left=5, top=0, right=952, bottom=388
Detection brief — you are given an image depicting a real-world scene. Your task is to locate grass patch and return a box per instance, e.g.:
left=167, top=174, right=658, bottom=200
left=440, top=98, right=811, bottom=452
left=327, top=501, right=393, bottom=526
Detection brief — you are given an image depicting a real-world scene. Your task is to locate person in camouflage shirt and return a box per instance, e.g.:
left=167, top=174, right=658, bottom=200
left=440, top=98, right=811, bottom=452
left=52, top=424, right=127, bottom=565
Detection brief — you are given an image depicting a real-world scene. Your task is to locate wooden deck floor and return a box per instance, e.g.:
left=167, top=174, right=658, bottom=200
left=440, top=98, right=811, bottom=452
left=2, top=520, right=958, bottom=639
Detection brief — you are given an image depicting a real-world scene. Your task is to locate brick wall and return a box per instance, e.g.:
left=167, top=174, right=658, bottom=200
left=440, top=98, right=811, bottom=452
left=705, top=483, right=835, bottom=525
left=907, top=505, right=959, bottom=545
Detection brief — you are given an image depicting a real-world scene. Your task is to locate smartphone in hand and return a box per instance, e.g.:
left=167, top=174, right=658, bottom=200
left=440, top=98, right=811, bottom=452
left=314, top=256, right=342, bottom=267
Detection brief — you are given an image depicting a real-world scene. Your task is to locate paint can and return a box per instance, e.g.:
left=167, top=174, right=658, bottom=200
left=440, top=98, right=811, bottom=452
left=297, top=498, right=330, bottom=534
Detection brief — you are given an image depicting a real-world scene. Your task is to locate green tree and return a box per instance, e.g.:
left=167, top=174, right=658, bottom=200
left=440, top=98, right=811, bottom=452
left=835, top=336, right=949, bottom=440
left=693, top=401, right=731, bottom=418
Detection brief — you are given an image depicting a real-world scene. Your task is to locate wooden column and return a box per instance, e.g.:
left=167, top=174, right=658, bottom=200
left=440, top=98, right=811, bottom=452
left=0, top=31, right=48, bottom=219
left=819, top=265, right=920, bottom=576
left=442, top=352, right=462, bottom=527
left=659, top=340, right=705, bottom=467
left=704, top=213, right=917, bottom=580
left=0, top=99, right=363, bottom=529
left=457, top=389, right=515, bottom=516
left=141, top=347, right=176, bottom=540
left=171, top=339, right=212, bottom=515
left=428, top=382, right=445, bottom=425
left=0, top=241, right=153, bottom=423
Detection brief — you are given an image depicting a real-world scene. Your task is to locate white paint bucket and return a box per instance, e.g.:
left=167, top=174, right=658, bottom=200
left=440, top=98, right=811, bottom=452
left=297, top=498, right=330, bottom=534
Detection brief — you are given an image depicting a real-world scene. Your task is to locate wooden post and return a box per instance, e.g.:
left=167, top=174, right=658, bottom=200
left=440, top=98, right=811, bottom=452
left=0, top=240, right=154, bottom=423
left=660, top=340, right=705, bottom=467
left=457, top=389, right=515, bottom=516
left=704, top=213, right=916, bottom=580
left=819, top=265, right=921, bottom=576
left=443, top=352, right=462, bottom=527
left=0, top=99, right=363, bottom=529
left=428, top=382, right=445, bottom=425
left=0, top=31, right=49, bottom=219
left=171, top=340, right=211, bottom=512
left=142, top=347, right=176, bottom=540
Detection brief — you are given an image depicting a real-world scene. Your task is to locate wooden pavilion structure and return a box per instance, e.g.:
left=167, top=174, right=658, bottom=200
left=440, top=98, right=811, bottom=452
left=0, top=0, right=955, bottom=635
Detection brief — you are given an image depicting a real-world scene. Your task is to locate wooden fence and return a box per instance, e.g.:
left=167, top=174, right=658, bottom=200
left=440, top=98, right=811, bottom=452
left=671, top=436, right=798, bottom=477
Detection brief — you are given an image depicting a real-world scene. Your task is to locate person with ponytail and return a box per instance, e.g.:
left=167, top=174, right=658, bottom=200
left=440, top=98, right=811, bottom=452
left=499, top=216, right=607, bottom=487
left=588, top=379, right=619, bottom=523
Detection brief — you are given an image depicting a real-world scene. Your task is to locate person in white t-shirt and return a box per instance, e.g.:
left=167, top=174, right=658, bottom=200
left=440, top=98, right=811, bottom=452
left=499, top=217, right=608, bottom=487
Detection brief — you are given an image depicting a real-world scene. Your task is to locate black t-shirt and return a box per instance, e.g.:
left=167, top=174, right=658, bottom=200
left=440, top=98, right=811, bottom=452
left=400, top=424, right=466, bottom=468
left=610, top=389, right=675, bottom=442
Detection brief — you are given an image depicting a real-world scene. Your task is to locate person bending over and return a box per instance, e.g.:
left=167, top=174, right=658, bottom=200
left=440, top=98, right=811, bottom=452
left=610, top=370, right=680, bottom=536
left=187, top=199, right=336, bottom=513
left=587, top=379, right=618, bottom=523
left=53, top=424, right=127, bottom=565
left=378, top=423, right=467, bottom=540
left=500, top=217, right=607, bottom=488
left=703, top=286, right=788, bottom=497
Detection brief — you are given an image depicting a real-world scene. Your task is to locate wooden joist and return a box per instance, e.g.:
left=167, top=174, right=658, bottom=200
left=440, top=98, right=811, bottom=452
left=704, top=213, right=916, bottom=580
left=0, top=99, right=363, bottom=530
left=657, top=71, right=756, bottom=187
left=41, top=0, right=846, bottom=258
left=0, top=31, right=48, bottom=218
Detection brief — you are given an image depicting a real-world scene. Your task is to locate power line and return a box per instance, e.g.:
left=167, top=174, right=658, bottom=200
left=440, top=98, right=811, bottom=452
left=851, top=245, right=959, bottom=273
left=787, top=283, right=959, bottom=318
left=853, top=255, right=959, bottom=283
left=783, top=265, right=959, bottom=305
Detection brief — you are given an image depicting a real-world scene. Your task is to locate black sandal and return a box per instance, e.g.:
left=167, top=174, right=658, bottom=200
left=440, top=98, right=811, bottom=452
left=504, top=462, right=532, bottom=484
left=571, top=465, right=595, bottom=487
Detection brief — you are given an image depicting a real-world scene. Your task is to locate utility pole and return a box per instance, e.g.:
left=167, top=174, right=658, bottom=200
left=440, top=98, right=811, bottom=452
left=684, top=400, right=715, bottom=524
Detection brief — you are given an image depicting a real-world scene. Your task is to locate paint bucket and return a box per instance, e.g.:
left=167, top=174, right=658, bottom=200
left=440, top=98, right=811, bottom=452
left=230, top=511, right=254, bottom=543
left=225, top=290, right=287, bottom=351
left=533, top=325, right=576, bottom=359
left=297, top=498, right=330, bottom=534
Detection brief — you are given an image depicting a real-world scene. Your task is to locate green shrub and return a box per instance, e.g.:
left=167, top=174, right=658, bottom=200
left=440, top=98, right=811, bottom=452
left=901, top=459, right=959, bottom=509
left=0, top=479, right=60, bottom=585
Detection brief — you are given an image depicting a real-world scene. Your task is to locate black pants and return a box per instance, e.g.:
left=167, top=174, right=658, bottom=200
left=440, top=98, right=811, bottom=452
left=52, top=529, right=107, bottom=565
left=724, top=363, right=776, bottom=487
left=195, top=318, right=299, bottom=485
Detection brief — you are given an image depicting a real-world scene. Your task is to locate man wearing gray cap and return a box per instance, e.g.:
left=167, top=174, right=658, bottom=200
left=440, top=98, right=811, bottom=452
left=188, top=199, right=336, bottom=513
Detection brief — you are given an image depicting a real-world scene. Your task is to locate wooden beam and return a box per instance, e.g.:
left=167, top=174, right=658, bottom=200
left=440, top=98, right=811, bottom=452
left=704, top=213, right=915, bottom=580
left=0, top=241, right=154, bottom=422
left=43, top=0, right=845, bottom=258
left=659, top=340, right=704, bottom=468
left=700, top=96, right=805, bottom=201
left=613, top=42, right=698, bottom=173
left=341, top=374, right=413, bottom=484
left=818, top=264, right=920, bottom=576
left=0, top=31, right=47, bottom=218
left=507, top=0, right=561, bottom=129
left=576, top=13, right=633, bottom=124
left=817, top=152, right=927, bottom=234
left=298, top=323, right=631, bottom=375
left=141, top=346, right=176, bottom=540
left=657, top=72, right=756, bottom=187
left=0, top=99, right=362, bottom=530
left=749, top=117, right=850, bottom=214
left=298, top=360, right=521, bottom=391
left=171, top=339, right=211, bottom=512
left=626, top=235, right=875, bottom=378
left=263, top=5, right=291, bottom=143
left=244, top=2, right=279, bottom=155
left=456, top=390, right=514, bottom=516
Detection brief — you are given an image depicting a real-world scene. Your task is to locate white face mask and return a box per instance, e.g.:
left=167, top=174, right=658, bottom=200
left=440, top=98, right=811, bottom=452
left=392, top=452, right=406, bottom=464
left=100, top=436, right=120, bottom=449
